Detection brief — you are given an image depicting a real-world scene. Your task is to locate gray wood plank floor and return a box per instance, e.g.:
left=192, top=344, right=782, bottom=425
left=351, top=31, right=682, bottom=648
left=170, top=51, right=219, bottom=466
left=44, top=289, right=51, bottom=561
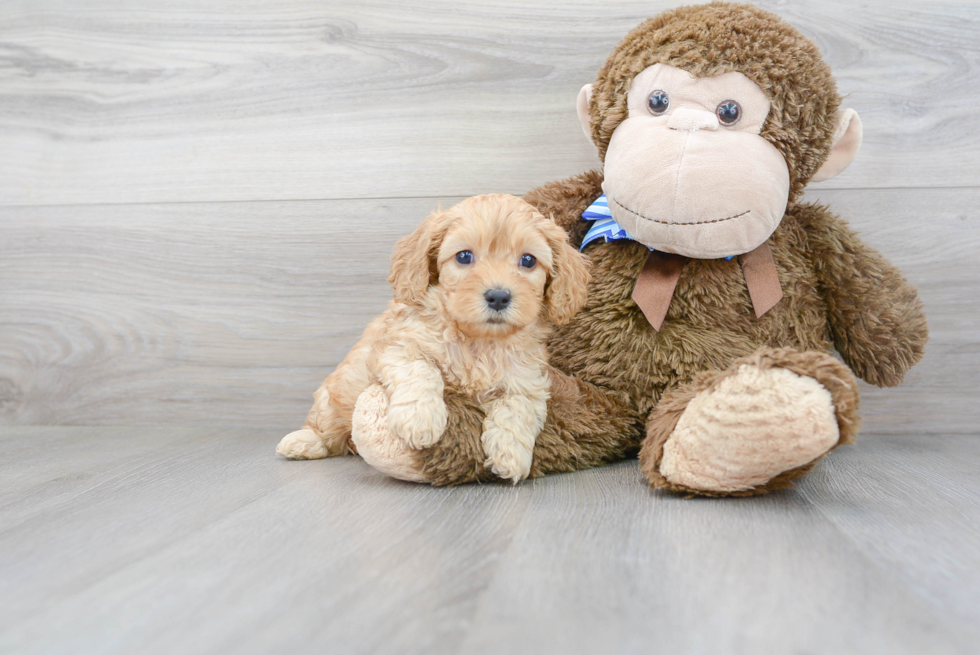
left=1, top=426, right=978, bottom=655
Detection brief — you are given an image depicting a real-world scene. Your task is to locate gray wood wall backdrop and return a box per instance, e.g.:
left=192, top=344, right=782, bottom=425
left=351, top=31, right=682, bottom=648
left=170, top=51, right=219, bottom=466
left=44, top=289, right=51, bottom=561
left=1, top=0, right=978, bottom=433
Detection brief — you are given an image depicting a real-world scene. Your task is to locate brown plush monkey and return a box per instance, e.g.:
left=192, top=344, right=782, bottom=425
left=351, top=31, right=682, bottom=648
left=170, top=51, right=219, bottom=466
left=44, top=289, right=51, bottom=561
left=346, top=2, right=930, bottom=496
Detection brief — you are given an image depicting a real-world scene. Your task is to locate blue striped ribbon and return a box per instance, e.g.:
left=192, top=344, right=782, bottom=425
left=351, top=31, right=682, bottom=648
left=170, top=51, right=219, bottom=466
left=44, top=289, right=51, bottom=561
left=580, top=195, right=638, bottom=250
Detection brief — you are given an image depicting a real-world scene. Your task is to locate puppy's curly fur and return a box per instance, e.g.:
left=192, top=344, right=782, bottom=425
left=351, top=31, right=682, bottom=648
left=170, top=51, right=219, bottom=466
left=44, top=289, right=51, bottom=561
left=276, top=194, right=590, bottom=483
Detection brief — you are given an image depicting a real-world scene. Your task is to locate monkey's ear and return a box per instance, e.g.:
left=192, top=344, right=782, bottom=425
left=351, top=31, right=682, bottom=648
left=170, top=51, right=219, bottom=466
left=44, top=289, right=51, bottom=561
left=812, top=109, right=862, bottom=183
left=576, top=84, right=594, bottom=143
left=388, top=208, right=455, bottom=305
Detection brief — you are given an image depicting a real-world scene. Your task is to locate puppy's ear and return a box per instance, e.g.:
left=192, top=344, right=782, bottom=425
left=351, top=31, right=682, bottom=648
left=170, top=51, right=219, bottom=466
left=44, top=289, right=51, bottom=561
left=539, top=213, right=590, bottom=325
left=389, top=207, right=456, bottom=304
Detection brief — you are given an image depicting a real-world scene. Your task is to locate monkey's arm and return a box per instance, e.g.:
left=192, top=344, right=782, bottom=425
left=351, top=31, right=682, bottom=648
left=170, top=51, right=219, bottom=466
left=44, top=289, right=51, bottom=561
left=523, top=170, right=605, bottom=247
left=795, top=203, right=928, bottom=387
left=419, top=368, right=644, bottom=485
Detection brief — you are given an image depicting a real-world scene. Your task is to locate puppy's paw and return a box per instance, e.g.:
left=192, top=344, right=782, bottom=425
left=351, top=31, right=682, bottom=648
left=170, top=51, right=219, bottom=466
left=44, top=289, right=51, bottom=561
left=276, top=428, right=329, bottom=460
left=387, top=394, right=448, bottom=449
left=482, top=430, right=534, bottom=484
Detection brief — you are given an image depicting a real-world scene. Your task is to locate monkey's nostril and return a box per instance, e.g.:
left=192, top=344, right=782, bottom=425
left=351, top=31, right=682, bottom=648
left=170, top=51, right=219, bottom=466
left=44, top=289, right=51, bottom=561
left=484, top=288, right=512, bottom=312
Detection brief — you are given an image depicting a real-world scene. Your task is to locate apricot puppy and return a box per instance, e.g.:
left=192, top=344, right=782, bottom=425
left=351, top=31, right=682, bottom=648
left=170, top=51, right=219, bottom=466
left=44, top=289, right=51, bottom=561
left=276, top=194, right=590, bottom=482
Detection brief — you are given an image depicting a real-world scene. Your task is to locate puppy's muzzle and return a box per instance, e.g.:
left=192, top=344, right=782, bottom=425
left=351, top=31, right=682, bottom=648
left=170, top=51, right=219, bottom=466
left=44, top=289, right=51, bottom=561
left=484, top=288, right=512, bottom=312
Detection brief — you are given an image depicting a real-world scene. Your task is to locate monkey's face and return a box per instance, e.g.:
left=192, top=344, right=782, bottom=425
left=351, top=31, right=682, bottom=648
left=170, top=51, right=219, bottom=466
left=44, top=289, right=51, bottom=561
left=597, top=64, right=790, bottom=259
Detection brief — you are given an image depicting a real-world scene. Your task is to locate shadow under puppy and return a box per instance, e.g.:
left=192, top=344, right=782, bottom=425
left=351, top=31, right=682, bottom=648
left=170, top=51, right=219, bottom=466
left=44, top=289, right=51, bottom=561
left=277, top=194, right=590, bottom=482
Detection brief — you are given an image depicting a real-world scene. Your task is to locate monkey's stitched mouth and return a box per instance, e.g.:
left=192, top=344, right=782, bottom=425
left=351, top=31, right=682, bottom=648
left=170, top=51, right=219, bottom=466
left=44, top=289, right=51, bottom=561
left=609, top=196, right=750, bottom=226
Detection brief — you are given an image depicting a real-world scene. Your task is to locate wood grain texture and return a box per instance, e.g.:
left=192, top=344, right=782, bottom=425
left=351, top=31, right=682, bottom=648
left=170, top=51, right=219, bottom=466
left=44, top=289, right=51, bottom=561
left=0, top=196, right=459, bottom=426
left=2, top=188, right=975, bottom=433
left=1, top=0, right=978, bottom=206
left=800, top=433, right=980, bottom=630
left=1, top=426, right=977, bottom=654
left=0, top=426, right=533, bottom=655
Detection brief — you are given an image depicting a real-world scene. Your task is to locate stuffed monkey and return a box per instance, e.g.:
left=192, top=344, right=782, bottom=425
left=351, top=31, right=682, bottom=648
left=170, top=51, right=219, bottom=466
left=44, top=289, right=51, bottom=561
left=343, top=2, right=928, bottom=496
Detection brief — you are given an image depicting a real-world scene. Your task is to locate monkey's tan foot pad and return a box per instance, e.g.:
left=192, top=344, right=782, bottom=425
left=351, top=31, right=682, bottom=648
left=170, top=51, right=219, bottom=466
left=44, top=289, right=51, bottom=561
left=276, top=428, right=330, bottom=460
left=351, top=384, right=428, bottom=483
left=655, top=364, right=839, bottom=494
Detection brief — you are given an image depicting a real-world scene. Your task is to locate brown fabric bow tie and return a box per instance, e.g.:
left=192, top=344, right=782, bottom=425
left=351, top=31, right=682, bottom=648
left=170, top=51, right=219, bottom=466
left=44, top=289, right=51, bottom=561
left=631, top=242, right=783, bottom=330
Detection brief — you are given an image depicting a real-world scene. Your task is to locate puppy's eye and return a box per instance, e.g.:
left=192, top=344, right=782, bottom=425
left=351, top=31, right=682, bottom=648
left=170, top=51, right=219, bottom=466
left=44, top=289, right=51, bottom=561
left=716, top=100, right=741, bottom=125
left=455, top=250, right=473, bottom=265
left=647, top=90, right=669, bottom=116
left=519, top=254, right=537, bottom=269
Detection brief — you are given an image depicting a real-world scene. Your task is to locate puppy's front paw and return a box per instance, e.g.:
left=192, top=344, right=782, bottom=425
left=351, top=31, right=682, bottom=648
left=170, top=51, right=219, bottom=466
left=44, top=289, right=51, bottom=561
left=387, top=394, right=448, bottom=449
left=482, top=429, right=534, bottom=484
left=277, top=428, right=329, bottom=460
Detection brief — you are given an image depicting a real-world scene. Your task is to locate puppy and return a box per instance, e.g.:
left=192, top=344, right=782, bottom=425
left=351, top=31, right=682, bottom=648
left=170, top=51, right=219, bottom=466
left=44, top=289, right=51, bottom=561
left=276, top=193, right=590, bottom=482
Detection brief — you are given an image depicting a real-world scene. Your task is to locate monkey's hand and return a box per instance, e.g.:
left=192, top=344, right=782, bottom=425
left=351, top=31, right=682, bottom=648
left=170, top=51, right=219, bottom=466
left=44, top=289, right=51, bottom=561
left=387, top=387, right=448, bottom=450
left=797, top=204, right=928, bottom=387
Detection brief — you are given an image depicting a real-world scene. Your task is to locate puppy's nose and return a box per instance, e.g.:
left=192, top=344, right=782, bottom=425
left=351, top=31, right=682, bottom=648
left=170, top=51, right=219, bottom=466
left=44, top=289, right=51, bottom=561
left=484, top=288, right=512, bottom=312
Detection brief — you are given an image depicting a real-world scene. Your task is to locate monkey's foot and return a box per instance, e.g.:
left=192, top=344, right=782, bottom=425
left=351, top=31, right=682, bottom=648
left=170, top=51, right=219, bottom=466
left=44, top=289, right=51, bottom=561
left=276, top=428, right=330, bottom=460
left=351, top=385, right=428, bottom=482
left=639, top=348, right=860, bottom=496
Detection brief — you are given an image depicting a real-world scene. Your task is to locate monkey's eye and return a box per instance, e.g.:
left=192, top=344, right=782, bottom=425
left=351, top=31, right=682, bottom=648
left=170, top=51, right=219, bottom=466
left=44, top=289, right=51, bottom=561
left=519, top=254, right=537, bottom=269
left=455, top=250, right=473, bottom=265
left=647, top=90, right=670, bottom=116
left=716, top=100, right=741, bottom=125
